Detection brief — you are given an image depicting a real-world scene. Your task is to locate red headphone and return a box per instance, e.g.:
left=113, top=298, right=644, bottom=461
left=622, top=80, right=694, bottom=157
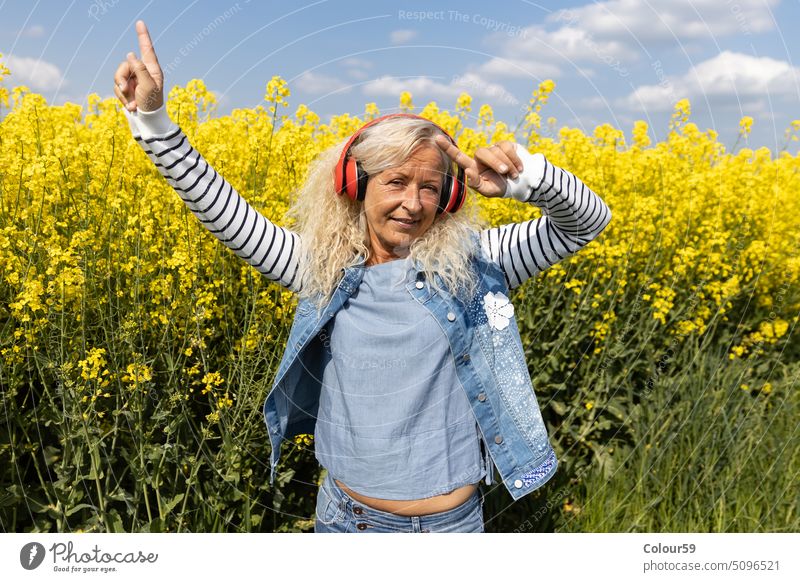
left=333, top=113, right=467, bottom=214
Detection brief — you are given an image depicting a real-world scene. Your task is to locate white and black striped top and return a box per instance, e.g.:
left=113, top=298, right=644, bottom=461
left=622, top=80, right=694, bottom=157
left=125, top=106, right=612, bottom=294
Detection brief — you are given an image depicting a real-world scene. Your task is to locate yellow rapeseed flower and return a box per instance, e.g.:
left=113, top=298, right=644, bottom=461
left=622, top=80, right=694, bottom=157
left=201, top=371, right=224, bottom=395
left=78, top=348, right=107, bottom=381
left=456, top=92, right=472, bottom=113
left=739, top=116, right=754, bottom=136
left=121, top=363, right=153, bottom=387
left=364, top=102, right=380, bottom=120
left=477, top=104, right=494, bottom=128
left=399, top=91, right=414, bottom=112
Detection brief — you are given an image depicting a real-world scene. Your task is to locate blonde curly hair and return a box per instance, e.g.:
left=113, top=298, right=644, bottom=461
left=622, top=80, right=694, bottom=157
left=285, top=116, right=489, bottom=310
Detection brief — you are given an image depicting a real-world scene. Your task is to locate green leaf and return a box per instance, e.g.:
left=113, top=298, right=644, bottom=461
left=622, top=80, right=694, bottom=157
left=66, top=503, right=97, bottom=517
left=604, top=402, right=627, bottom=420
left=106, top=510, right=124, bottom=533
left=86, top=465, right=105, bottom=480
left=0, top=485, right=23, bottom=507
left=162, top=493, right=184, bottom=514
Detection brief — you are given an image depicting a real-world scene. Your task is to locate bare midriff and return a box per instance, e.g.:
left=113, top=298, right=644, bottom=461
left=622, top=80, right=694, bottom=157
left=334, top=479, right=480, bottom=516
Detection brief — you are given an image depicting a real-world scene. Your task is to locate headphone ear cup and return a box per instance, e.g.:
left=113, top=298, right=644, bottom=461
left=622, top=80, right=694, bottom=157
left=451, top=166, right=467, bottom=213
left=355, top=161, right=369, bottom=202
left=443, top=167, right=466, bottom=214
left=343, top=157, right=360, bottom=201
left=334, top=158, right=345, bottom=195
left=438, top=171, right=453, bottom=214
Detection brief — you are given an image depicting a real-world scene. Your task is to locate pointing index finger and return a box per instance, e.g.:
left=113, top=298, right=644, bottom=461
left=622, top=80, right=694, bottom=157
left=136, top=20, right=159, bottom=65
left=434, top=134, right=480, bottom=188
left=434, top=134, right=476, bottom=173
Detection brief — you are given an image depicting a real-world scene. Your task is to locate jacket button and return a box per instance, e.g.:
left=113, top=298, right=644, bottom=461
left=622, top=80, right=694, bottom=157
left=356, top=523, right=367, bottom=530
left=477, top=392, right=486, bottom=402
left=353, top=507, right=363, bottom=515
left=514, top=479, right=523, bottom=489
left=447, top=312, right=456, bottom=321
left=494, top=435, right=503, bottom=444
left=415, top=281, right=424, bottom=289
left=462, top=354, right=470, bottom=362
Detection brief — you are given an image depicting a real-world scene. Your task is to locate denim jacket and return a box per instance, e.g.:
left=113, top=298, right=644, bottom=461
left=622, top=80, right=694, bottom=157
left=263, top=230, right=558, bottom=501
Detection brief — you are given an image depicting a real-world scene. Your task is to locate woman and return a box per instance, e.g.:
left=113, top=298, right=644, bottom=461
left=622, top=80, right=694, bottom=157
left=115, top=20, right=612, bottom=533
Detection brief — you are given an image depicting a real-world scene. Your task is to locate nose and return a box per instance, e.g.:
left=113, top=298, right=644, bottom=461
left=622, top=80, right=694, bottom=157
left=400, top=185, right=423, bottom=213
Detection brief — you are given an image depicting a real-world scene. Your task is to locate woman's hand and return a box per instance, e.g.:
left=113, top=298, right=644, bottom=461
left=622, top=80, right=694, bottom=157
left=434, top=136, right=524, bottom=198
left=113, top=20, right=164, bottom=112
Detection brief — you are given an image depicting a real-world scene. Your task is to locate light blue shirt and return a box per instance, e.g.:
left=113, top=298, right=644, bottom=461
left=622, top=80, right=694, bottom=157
left=314, top=256, right=488, bottom=499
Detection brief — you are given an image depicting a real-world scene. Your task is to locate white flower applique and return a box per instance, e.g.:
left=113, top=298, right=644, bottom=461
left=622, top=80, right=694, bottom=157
left=483, top=291, right=515, bottom=330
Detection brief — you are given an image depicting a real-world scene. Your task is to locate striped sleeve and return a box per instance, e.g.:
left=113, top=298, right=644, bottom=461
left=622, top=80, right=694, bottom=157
left=124, top=104, right=303, bottom=294
left=479, top=143, right=612, bottom=290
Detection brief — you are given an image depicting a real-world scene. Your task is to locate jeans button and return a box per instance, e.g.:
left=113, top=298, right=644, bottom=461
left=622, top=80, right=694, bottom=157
left=494, top=435, right=503, bottom=444
left=356, top=523, right=367, bottom=530
left=353, top=506, right=363, bottom=515
left=477, top=392, right=486, bottom=402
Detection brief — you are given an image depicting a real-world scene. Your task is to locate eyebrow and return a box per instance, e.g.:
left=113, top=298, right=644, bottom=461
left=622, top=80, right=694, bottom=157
left=385, top=168, right=443, bottom=180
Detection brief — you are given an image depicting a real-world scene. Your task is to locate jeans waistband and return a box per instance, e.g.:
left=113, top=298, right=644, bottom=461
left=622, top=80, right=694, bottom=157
left=323, top=472, right=483, bottom=526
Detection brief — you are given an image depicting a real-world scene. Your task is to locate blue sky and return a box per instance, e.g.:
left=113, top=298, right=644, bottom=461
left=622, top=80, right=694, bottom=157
left=2, top=0, right=799, bottom=152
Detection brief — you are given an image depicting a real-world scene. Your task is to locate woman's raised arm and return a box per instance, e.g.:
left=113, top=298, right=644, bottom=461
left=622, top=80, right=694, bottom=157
left=114, top=20, right=303, bottom=293
left=435, top=136, right=612, bottom=290
left=479, top=143, right=612, bottom=290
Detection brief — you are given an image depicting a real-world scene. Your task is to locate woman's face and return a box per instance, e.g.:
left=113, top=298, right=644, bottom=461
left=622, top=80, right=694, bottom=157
left=362, top=145, right=445, bottom=265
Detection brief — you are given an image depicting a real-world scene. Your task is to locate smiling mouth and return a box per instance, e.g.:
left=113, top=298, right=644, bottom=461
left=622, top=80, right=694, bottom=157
left=390, top=218, right=418, bottom=226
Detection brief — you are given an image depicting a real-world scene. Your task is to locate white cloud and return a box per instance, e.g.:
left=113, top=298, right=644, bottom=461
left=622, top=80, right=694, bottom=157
left=362, top=74, right=517, bottom=105
left=474, top=0, right=780, bottom=81
left=474, top=22, right=635, bottom=80
left=450, top=72, right=523, bottom=106
left=340, top=57, right=373, bottom=69
left=294, top=71, right=351, bottom=94
left=20, top=25, right=46, bottom=38
left=690, top=51, right=797, bottom=96
left=339, top=57, right=373, bottom=81
left=621, top=51, right=800, bottom=112
left=543, top=25, right=635, bottom=62
left=363, top=76, right=461, bottom=99
left=580, top=96, right=610, bottom=110
left=473, top=56, right=560, bottom=79
left=548, top=0, right=778, bottom=43
left=390, top=29, right=418, bottom=44
left=346, top=69, right=369, bottom=80
left=3, top=55, right=64, bottom=90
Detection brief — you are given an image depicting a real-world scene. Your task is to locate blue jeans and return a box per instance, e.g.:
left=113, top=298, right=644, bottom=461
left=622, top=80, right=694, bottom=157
left=314, top=473, right=485, bottom=533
